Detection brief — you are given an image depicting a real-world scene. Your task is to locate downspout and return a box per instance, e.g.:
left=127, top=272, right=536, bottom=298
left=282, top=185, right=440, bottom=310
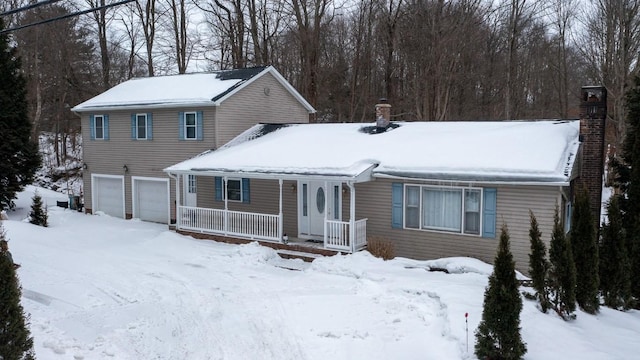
left=167, top=172, right=180, bottom=228
left=223, top=176, right=228, bottom=236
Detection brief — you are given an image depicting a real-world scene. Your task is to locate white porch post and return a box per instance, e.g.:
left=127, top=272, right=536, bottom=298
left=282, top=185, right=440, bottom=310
left=278, top=179, right=283, bottom=242
left=349, top=182, right=356, bottom=253
left=223, top=176, right=228, bottom=236
left=175, top=174, right=181, bottom=228
left=323, top=180, right=328, bottom=247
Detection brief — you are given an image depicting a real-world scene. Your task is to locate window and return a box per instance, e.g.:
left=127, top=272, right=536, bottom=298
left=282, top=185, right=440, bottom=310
left=95, top=115, right=104, bottom=139
left=179, top=111, right=202, bottom=140
left=131, top=113, right=152, bottom=140
left=137, top=114, right=147, bottom=139
left=90, top=114, right=108, bottom=140
left=302, top=183, right=308, bottom=216
left=404, top=185, right=483, bottom=235
left=185, top=112, right=197, bottom=139
left=227, top=179, right=242, bottom=202
left=188, top=175, right=197, bottom=194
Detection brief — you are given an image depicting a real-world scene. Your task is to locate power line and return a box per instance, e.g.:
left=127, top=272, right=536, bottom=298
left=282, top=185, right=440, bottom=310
left=1, top=0, right=67, bottom=17
left=0, top=0, right=136, bottom=34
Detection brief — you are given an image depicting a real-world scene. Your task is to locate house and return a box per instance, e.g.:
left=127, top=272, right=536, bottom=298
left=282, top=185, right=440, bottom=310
left=163, top=87, right=607, bottom=271
left=72, top=66, right=315, bottom=223
left=163, top=119, right=576, bottom=270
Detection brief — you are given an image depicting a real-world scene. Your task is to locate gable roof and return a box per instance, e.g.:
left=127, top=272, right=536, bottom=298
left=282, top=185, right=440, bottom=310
left=165, top=120, right=581, bottom=185
left=71, top=66, right=315, bottom=113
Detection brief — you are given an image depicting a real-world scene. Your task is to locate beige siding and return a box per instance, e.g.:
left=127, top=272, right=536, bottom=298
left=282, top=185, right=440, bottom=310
left=354, top=178, right=561, bottom=273
left=215, top=73, right=311, bottom=146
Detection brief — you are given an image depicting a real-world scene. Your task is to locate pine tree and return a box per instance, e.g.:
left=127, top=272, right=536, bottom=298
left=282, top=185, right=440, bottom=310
left=611, top=75, right=640, bottom=305
left=600, top=196, right=632, bottom=309
left=475, top=224, right=527, bottom=360
left=548, top=206, right=576, bottom=319
left=29, top=191, right=48, bottom=227
left=528, top=210, right=549, bottom=312
left=0, top=18, right=41, bottom=211
left=570, top=189, right=600, bottom=314
left=0, top=223, right=35, bottom=360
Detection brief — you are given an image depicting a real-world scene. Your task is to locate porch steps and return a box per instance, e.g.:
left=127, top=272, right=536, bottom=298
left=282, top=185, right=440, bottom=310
left=276, top=249, right=325, bottom=262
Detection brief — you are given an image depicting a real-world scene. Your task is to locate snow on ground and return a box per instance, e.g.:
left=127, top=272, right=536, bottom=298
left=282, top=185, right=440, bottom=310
left=3, top=186, right=639, bottom=360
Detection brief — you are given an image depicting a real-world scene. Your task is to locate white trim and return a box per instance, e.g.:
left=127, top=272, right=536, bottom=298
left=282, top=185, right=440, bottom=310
left=91, top=173, right=125, bottom=218
left=131, top=176, right=170, bottom=224
left=212, top=66, right=316, bottom=113
left=183, top=111, right=198, bottom=140
left=375, top=173, right=570, bottom=186
left=135, top=113, right=148, bottom=140
left=94, top=114, right=105, bottom=140
left=74, top=101, right=217, bottom=113
left=402, top=183, right=483, bottom=237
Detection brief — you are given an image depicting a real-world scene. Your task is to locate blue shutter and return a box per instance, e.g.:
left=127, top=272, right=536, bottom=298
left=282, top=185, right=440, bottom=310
left=392, top=182, right=403, bottom=228
left=131, top=114, right=136, bottom=139
left=482, top=188, right=497, bottom=238
left=146, top=113, right=153, bottom=140
left=242, top=178, right=250, bottom=203
left=89, top=115, right=95, bottom=140
left=196, top=111, right=203, bottom=140
left=215, top=177, right=222, bottom=201
left=179, top=112, right=185, bottom=140
left=103, top=115, right=109, bottom=140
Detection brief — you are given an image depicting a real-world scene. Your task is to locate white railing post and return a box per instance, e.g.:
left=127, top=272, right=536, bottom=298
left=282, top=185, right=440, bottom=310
left=349, top=182, right=356, bottom=253
left=278, top=179, right=283, bottom=243
left=223, top=176, right=228, bottom=236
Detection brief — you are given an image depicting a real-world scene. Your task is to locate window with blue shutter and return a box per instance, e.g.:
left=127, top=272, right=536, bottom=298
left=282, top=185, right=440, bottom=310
left=214, top=177, right=250, bottom=202
left=89, top=115, right=95, bottom=140
left=392, top=183, right=403, bottom=228
left=242, top=178, right=250, bottom=203
left=482, top=188, right=497, bottom=238
left=90, top=115, right=108, bottom=140
left=179, top=112, right=185, bottom=140
left=180, top=111, right=203, bottom=140
left=103, top=115, right=109, bottom=140
left=131, top=113, right=152, bottom=140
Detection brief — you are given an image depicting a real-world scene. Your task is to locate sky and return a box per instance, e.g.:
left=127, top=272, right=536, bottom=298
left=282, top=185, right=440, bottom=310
left=1, top=185, right=639, bottom=360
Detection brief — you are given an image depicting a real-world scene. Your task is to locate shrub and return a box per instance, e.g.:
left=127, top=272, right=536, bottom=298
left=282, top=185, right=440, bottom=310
left=367, top=236, right=395, bottom=260
left=29, top=191, right=48, bottom=227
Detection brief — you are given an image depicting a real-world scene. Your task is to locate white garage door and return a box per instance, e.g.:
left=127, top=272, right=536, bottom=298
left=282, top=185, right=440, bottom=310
left=93, top=176, right=125, bottom=218
left=134, top=178, right=169, bottom=223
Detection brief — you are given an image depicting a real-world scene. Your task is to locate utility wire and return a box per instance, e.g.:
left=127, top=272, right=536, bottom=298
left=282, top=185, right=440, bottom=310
left=0, top=0, right=136, bottom=34
left=1, top=0, right=67, bottom=17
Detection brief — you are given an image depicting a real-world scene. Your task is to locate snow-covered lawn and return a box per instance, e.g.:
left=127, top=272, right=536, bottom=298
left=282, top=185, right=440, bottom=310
left=3, top=186, right=639, bottom=359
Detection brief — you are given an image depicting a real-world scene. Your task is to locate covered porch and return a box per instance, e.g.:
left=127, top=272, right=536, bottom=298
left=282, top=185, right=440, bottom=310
left=169, top=173, right=371, bottom=253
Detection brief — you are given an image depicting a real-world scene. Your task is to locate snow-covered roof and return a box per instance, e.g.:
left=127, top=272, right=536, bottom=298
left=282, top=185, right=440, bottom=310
left=164, top=120, right=581, bottom=184
left=72, top=66, right=315, bottom=113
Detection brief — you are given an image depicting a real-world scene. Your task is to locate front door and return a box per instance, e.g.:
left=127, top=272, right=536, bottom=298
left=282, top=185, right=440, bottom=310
left=184, top=174, right=197, bottom=207
left=299, top=181, right=342, bottom=240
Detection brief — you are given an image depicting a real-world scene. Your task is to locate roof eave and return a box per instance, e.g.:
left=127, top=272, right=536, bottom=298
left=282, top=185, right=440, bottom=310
left=71, top=101, right=218, bottom=113
left=373, top=172, right=570, bottom=186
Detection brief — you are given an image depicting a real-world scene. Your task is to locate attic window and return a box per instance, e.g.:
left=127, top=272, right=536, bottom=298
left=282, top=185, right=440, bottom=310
left=359, top=122, right=400, bottom=135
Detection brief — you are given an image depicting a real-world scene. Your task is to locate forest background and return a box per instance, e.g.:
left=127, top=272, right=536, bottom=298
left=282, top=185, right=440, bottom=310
left=2, top=0, right=638, bottom=170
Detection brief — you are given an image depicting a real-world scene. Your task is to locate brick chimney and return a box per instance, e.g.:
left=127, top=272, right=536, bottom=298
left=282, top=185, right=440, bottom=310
left=375, top=99, right=391, bottom=128
left=577, top=85, right=607, bottom=222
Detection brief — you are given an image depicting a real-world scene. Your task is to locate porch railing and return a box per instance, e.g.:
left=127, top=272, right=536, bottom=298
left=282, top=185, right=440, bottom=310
left=177, top=206, right=280, bottom=242
left=325, top=218, right=368, bottom=252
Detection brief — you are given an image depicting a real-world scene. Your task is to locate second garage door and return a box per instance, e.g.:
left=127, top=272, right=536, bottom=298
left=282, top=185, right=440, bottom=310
left=133, top=178, right=169, bottom=223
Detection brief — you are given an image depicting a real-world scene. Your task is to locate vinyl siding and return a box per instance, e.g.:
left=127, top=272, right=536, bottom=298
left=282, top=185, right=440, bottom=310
left=215, top=72, right=311, bottom=146
left=82, top=107, right=217, bottom=219
left=354, top=178, right=561, bottom=273
left=81, top=72, right=310, bottom=221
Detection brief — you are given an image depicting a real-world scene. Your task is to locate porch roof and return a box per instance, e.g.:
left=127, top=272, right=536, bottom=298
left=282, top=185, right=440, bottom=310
left=164, top=120, right=580, bottom=184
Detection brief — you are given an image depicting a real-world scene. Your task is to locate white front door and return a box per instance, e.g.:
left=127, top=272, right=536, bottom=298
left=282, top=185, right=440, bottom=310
left=299, top=181, right=342, bottom=239
left=184, top=175, right=197, bottom=207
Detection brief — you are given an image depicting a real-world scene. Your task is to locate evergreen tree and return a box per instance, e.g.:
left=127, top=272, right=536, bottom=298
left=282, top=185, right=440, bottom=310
left=28, top=191, right=48, bottom=227
left=611, top=75, right=640, bottom=305
left=0, top=18, right=41, bottom=211
left=600, top=196, right=632, bottom=309
left=548, top=206, right=576, bottom=319
left=528, top=210, right=549, bottom=312
left=570, top=189, right=600, bottom=314
left=475, top=224, right=527, bottom=360
left=0, top=223, right=35, bottom=360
